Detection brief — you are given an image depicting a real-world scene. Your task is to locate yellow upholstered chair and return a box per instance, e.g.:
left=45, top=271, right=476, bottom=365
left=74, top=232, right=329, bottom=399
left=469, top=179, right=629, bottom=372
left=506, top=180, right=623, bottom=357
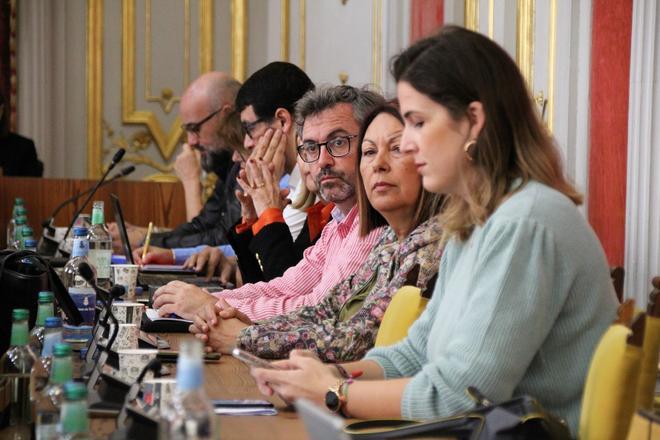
left=635, top=277, right=660, bottom=411
left=578, top=316, right=645, bottom=440
left=626, top=409, right=660, bottom=440
left=374, top=286, right=429, bottom=347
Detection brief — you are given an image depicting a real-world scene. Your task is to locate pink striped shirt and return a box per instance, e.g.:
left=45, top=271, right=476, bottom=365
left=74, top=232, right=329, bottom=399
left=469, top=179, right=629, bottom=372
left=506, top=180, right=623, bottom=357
left=215, top=205, right=383, bottom=321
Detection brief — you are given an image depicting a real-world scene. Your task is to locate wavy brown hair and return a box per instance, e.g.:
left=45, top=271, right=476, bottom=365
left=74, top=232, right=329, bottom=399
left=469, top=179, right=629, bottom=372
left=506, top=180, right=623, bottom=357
left=392, top=25, right=582, bottom=243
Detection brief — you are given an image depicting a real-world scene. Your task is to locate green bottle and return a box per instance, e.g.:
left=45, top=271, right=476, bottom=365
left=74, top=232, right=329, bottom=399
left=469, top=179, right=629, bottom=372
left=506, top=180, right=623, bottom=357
left=0, top=309, right=37, bottom=433
left=6, top=198, right=25, bottom=246
left=60, top=382, right=92, bottom=439
left=19, top=226, right=34, bottom=250
left=30, top=291, right=55, bottom=356
left=35, top=343, right=73, bottom=440
left=12, top=214, right=27, bottom=250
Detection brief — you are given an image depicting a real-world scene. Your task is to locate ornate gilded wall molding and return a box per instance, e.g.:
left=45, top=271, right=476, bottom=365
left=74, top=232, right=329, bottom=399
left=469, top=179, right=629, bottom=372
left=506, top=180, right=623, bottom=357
left=547, top=0, right=556, bottom=131
left=464, top=0, right=479, bottom=31
left=231, top=0, right=248, bottom=81
left=516, top=0, right=535, bottom=89
left=299, top=0, right=306, bottom=70
left=87, top=0, right=246, bottom=178
left=371, top=0, right=382, bottom=88
left=281, top=0, right=290, bottom=61
left=87, top=0, right=104, bottom=178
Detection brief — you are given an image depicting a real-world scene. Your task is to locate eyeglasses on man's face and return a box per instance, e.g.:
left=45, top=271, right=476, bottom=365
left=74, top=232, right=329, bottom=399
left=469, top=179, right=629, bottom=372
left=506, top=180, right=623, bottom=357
left=241, top=117, right=272, bottom=140
left=296, top=135, right=357, bottom=163
left=181, top=107, right=223, bottom=135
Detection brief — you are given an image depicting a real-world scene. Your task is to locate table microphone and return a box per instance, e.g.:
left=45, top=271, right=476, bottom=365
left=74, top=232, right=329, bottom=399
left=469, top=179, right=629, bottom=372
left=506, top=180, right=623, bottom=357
left=61, top=148, right=127, bottom=247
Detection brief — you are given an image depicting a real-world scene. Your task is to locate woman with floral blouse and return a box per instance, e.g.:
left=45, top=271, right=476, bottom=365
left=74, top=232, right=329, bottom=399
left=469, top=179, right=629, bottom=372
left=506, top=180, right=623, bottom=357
left=189, top=103, right=444, bottom=362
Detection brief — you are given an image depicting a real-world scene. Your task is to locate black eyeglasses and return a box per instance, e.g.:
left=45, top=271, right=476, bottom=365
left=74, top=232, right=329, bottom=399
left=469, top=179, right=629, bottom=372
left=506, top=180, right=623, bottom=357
left=181, top=108, right=223, bottom=134
left=296, top=135, right=357, bottom=163
left=241, top=117, right=272, bottom=140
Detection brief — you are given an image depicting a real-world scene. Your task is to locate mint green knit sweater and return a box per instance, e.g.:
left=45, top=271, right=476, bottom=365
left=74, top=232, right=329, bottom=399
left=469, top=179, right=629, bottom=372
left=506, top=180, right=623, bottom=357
left=365, top=180, right=618, bottom=434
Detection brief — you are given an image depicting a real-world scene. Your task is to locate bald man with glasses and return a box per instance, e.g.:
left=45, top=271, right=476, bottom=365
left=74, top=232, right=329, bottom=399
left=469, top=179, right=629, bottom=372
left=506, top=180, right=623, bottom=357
left=110, top=72, right=244, bottom=262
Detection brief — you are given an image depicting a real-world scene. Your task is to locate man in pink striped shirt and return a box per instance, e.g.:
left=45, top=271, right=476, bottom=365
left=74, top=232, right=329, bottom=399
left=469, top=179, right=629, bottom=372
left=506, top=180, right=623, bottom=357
left=152, top=85, right=385, bottom=322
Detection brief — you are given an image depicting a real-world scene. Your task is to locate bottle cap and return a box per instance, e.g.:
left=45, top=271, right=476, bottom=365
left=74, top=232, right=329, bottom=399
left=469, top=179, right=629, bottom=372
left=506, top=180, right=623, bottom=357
left=20, top=227, right=34, bottom=237
left=63, top=382, right=87, bottom=400
left=38, top=291, right=54, bottom=303
left=15, top=197, right=24, bottom=205
left=23, top=239, right=38, bottom=248
left=15, top=215, right=27, bottom=225
left=73, top=227, right=89, bottom=237
left=45, top=316, right=63, bottom=328
left=53, top=343, right=72, bottom=357
left=12, top=309, right=29, bottom=320
left=15, top=206, right=27, bottom=215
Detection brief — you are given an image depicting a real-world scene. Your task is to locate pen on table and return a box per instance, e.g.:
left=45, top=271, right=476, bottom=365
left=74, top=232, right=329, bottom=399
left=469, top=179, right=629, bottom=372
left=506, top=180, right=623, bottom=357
left=141, top=221, right=154, bottom=262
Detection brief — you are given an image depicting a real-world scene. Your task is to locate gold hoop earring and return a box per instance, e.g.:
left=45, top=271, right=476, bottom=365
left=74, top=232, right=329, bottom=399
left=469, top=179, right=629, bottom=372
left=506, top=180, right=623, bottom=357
left=463, top=140, right=477, bottom=161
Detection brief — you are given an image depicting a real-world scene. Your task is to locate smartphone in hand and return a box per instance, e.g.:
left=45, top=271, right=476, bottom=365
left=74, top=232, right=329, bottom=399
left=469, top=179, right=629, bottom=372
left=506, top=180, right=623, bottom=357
left=232, top=347, right=280, bottom=369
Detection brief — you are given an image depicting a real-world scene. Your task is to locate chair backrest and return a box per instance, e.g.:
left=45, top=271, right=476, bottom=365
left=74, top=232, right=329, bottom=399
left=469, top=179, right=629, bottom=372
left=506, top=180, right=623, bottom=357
left=610, top=266, right=625, bottom=303
left=635, top=276, right=660, bottom=411
left=579, top=316, right=645, bottom=440
left=374, top=286, right=428, bottom=347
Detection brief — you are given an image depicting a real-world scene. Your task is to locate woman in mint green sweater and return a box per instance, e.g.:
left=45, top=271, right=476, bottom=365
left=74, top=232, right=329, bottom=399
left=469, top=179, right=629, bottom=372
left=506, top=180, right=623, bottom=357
left=251, top=26, right=618, bottom=434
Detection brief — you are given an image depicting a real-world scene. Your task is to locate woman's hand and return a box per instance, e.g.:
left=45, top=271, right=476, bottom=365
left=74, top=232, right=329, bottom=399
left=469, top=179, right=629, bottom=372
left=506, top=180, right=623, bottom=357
left=250, top=350, right=339, bottom=404
left=189, top=299, right=253, bottom=353
left=237, top=160, right=290, bottom=218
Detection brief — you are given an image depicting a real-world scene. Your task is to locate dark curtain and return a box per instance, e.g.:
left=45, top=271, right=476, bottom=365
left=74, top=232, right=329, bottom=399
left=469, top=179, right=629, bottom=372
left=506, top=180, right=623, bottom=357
left=0, top=0, right=11, bottom=132
left=0, top=0, right=11, bottom=131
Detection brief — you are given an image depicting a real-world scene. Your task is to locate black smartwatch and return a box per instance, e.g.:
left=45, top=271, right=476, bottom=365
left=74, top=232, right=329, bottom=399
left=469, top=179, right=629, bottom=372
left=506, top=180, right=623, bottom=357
left=325, top=382, right=344, bottom=413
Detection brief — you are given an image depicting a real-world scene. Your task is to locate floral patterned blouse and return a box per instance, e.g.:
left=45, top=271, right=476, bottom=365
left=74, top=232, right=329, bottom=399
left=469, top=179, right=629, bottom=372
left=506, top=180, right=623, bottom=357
left=236, top=216, right=444, bottom=362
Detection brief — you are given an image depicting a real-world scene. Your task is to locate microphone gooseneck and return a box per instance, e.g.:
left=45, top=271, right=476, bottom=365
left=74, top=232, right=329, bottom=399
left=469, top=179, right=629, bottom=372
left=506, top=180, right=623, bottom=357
left=41, top=161, right=135, bottom=233
left=61, top=148, right=126, bottom=245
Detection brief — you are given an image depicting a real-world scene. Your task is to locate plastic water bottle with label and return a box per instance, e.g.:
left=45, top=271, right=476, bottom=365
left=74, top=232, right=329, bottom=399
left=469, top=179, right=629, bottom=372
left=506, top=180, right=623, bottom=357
left=62, top=227, right=97, bottom=325
left=87, top=201, right=112, bottom=290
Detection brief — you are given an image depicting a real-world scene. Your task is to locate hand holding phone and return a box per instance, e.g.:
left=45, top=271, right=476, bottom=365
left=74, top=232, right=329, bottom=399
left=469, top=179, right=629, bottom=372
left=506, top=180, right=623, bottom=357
left=232, top=347, right=280, bottom=369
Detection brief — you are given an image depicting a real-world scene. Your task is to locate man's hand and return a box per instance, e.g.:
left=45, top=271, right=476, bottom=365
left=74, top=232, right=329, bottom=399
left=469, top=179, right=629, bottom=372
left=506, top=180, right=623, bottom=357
left=174, top=143, right=202, bottom=184
left=249, top=128, right=288, bottom=181
left=133, top=245, right=174, bottom=266
left=182, top=247, right=238, bottom=283
left=152, top=280, right=218, bottom=321
left=108, top=222, right=147, bottom=254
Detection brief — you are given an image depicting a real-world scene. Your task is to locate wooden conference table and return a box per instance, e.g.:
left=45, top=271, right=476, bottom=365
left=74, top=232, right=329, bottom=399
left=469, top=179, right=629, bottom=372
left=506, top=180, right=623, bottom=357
left=92, top=333, right=309, bottom=439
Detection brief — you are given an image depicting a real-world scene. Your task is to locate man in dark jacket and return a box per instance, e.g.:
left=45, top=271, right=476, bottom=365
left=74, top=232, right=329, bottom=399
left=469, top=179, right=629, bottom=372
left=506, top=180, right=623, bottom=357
left=110, top=72, right=243, bottom=255
left=0, top=92, right=43, bottom=177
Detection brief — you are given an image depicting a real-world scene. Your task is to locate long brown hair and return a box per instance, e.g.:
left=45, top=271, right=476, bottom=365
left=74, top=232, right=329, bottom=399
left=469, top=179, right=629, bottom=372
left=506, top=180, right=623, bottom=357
left=356, top=103, right=443, bottom=237
left=392, top=25, right=581, bottom=242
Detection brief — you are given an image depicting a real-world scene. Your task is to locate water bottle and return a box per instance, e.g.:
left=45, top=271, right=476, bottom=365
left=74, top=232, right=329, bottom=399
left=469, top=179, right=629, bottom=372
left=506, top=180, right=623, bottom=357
left=35, top=342, right=73, bottom=440
left=23, top=238, right=38, bottom=252
left=87, top=201, right=112, bottom=289
left=6, top=198, right=25, bottom=246
left=40, top=317, right=64, bottom=372
left=167, top=339, right=215, bottom=439
left=12, top=214, right=27, bottom=250
left=18, top=226, right=34, bottom=250
left=59, top=381, right=92, bottom=439
left=0, top=309, right=37, bottom=437
left=30, top=291, right=55, bottom=356
left=62, top=227, right=97, bottom=325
